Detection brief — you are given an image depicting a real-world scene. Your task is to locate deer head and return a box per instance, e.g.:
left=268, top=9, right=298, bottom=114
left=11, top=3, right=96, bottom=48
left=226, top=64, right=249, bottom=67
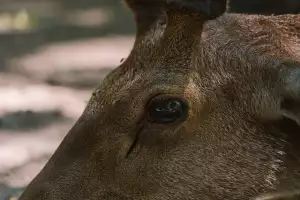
left=19, top=0, right=300, bottom=199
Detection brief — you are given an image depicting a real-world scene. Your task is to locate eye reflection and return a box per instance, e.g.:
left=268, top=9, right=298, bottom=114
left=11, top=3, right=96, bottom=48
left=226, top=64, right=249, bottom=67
left=148, top=97, right=188, bottom=124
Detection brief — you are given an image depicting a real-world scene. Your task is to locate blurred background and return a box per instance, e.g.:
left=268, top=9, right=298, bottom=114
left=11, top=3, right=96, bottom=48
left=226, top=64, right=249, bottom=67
left=0, top=0, right=299, bottom=199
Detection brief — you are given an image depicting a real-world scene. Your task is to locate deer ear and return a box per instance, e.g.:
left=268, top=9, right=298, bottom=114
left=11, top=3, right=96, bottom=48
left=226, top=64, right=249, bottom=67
left=279, top=61, right=300, bottom=126
left=165, top=0, right=227, bottom=19
left=124, top=0, right=164, bottom=38
left=125, top=0, right=228, bottom=38
left=160, top=0, right=228, bottom=56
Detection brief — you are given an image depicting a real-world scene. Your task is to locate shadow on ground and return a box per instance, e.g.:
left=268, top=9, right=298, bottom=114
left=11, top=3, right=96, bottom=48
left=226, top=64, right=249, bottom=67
left=0, top=184, right=23, bottom=200
left=0, top=0, right=135, bottom=71
left=0, top=110, right=68, bottom=131
left=0, top=1, right=134, bottom=197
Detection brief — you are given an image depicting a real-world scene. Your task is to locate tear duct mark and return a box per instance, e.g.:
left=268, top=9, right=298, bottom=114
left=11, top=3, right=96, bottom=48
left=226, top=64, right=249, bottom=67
left=125, top=120, right=145, bottom=158
left=125, top=133, right=140, bottom=158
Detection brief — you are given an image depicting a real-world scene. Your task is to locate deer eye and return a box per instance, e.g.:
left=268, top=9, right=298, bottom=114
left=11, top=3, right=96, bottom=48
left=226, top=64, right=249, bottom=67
left=147, top=96, right=188, bottom=124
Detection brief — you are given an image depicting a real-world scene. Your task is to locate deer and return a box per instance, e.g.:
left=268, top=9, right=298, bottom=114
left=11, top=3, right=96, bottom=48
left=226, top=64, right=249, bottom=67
left=18, top=0, right=300, bottom=199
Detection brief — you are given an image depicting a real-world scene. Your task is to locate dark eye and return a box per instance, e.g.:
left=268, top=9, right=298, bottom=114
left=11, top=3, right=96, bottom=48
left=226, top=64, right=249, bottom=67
left=147, top=96, right=188, bottom=124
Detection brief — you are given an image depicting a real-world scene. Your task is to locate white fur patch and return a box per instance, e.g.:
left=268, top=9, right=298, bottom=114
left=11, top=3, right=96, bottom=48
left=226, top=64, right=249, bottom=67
left=264, top=149, right=286, bottom=188
left=141, top=21, right=166, bottom=45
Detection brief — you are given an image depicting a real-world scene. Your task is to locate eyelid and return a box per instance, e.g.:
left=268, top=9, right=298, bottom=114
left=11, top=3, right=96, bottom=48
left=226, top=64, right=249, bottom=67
left=146, top=94, right=189, bottom=109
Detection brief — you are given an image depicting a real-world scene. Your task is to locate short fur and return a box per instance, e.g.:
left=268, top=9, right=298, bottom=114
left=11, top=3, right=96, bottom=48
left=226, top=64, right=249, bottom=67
left=19, top=0, right=300, bottom=199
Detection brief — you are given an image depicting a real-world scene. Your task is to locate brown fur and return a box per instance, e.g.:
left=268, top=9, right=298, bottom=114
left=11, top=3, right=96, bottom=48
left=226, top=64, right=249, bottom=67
left=19, top=0, right=300, bottom=199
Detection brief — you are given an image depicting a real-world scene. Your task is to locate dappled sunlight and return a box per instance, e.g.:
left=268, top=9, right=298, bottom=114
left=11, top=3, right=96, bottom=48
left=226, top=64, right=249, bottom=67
left=0, top=1, right=135, bottom=197
left=8, top=36, right=134, bottom=89
left=64, top=8, right=112, bottom=27
left=0, top=121, right=74, bottom=188
left=0, top=10, right=33, bottom=33
left=9, top=36, right=134, bottom=73
left=0, top=84, right=90, bottom=118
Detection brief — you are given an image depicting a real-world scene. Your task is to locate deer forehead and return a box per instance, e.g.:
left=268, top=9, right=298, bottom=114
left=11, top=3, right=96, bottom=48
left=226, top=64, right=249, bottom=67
left=91, top=14, right=290, bottom=118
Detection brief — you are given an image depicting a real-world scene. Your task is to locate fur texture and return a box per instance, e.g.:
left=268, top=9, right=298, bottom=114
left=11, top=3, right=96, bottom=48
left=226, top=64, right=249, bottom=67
left=19, top=0, right=300, bottom=200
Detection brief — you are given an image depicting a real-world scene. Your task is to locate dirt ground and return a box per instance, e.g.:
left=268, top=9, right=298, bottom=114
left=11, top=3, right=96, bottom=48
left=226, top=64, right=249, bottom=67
left=0, top=0, right=134, bottom=199
left=0, top=36, right=133, bottom=200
